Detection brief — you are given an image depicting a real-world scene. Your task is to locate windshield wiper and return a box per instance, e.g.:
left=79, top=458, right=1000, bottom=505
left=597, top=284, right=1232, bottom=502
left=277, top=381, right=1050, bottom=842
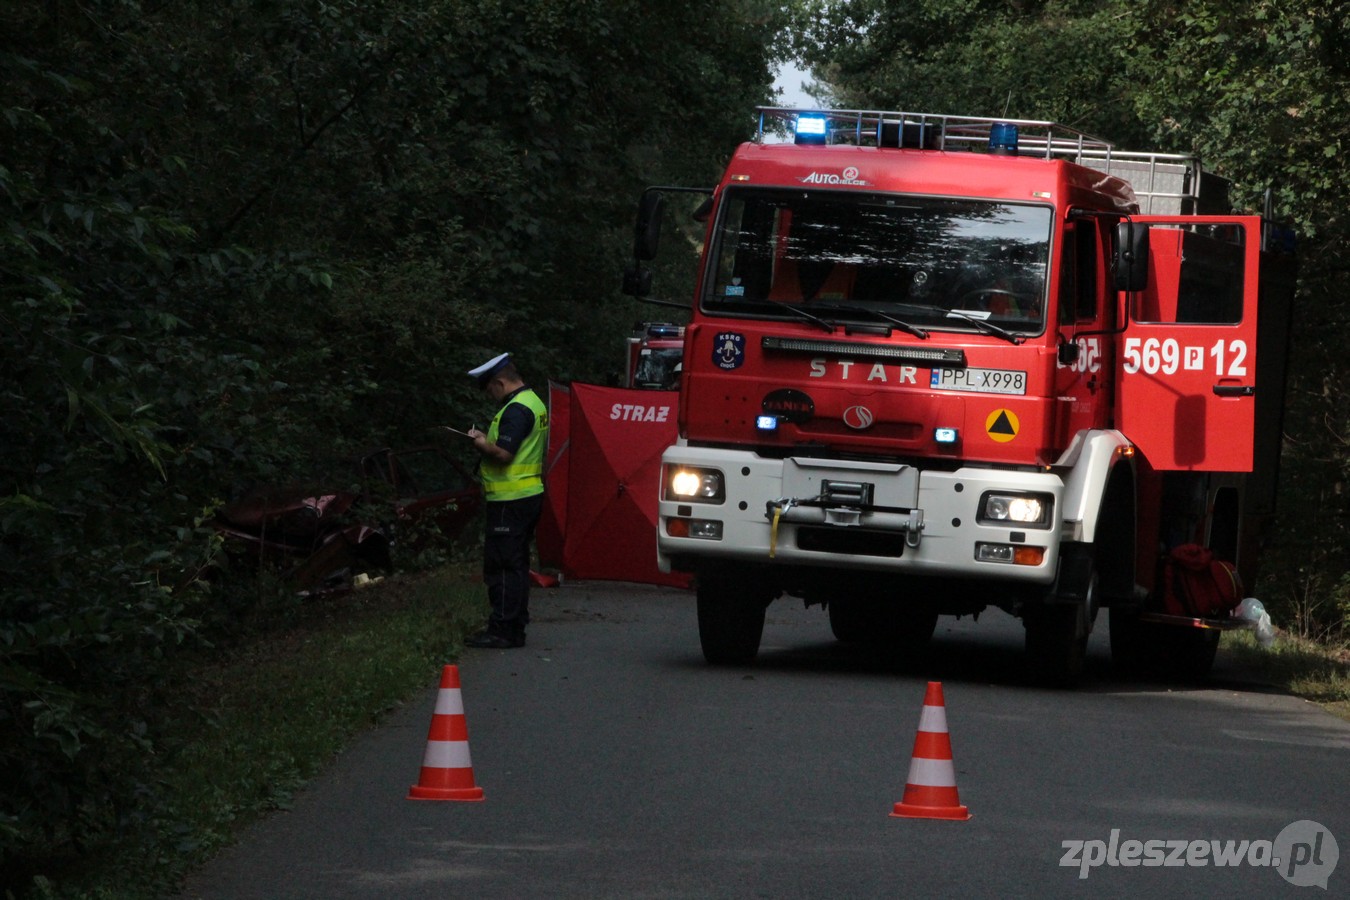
left=717, top=296, right=838, bottom=333
left=895, top=302, right=1026, bottom=345
left=778, top=303, right=837, bottom=333
left=943, top=310, right=1024, bottom=344
left=814, top=303, right=929, bottom=339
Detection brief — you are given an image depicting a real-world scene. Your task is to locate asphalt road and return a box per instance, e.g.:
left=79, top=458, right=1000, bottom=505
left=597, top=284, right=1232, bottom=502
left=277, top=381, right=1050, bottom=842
left=181, top=580, right=1349, bottom=899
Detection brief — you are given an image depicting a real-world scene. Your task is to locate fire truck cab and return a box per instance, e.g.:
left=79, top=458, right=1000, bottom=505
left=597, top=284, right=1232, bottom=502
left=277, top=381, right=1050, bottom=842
left=625, top=322, right=685, bottom=390
left=624, top=108, right=1296, bottom=684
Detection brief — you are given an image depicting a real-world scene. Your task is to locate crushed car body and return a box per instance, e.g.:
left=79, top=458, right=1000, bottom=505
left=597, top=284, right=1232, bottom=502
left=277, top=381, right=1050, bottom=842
left=215, top=446, right=482, bottom=593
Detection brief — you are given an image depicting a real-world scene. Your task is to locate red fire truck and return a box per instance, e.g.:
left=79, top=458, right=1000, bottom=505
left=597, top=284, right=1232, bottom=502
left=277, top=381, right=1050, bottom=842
left=623, top=108, right=1296, bottom=684
left=624, top=322, right=685, bottom=390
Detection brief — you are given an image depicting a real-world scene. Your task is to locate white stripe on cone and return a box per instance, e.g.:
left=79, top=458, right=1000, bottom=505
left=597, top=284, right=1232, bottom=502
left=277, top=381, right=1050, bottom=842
left=917, top=704, right=948, bottom=733
left=905, top=756, right=958, bottom=787
left=422, top=739, right=474, bottom=770
left=434, top=687, right=466, bottom=716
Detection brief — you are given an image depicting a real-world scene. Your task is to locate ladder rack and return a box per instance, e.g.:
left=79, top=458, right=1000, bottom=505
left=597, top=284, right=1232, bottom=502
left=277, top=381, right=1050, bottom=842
left=755, top=107, right=1215, bottom=215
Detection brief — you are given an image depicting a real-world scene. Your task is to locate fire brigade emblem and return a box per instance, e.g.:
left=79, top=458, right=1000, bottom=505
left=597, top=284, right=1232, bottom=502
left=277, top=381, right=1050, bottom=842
left=713, top=332, right=746, bottom=370
left=843, top=405, right=875, bottom=430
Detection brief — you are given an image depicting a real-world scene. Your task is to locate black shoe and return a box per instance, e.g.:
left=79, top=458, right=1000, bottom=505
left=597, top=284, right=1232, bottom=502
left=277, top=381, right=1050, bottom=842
left=465, top=630, right=525, bottom=649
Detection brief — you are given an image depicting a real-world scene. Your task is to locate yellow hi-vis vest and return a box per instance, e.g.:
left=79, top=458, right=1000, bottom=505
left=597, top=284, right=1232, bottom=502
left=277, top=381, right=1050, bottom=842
left=481, top=388, right=548, bottom=501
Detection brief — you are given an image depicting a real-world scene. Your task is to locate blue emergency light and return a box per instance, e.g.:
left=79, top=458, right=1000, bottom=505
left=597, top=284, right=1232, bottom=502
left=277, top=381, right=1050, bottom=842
left=989, top=122, right=1019, bottom=155
left=756, top=415, right=780, bottom=432
left=934, top=427, right=959, bottom=445
left=795, top=114, right=830, bottom=145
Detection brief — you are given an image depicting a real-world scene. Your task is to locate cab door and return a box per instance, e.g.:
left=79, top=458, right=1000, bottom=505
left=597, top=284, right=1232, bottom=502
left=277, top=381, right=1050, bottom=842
left=1115, top=216, right=1262, bottom=471
left=1053, top=218, right=1114, bottom=452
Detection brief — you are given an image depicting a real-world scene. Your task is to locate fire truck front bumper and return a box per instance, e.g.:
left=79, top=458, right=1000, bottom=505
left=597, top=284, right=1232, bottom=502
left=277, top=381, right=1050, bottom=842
left=657, top=445, right=1063, bottom=583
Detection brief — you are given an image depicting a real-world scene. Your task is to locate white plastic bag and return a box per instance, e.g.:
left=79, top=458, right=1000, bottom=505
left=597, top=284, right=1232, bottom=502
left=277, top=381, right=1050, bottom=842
left=1234, top=597, right=1276, bottom=647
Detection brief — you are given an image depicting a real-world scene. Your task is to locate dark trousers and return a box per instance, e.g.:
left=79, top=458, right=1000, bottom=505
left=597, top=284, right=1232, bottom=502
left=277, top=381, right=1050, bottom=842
left=483, top=493, right=543, bottom=639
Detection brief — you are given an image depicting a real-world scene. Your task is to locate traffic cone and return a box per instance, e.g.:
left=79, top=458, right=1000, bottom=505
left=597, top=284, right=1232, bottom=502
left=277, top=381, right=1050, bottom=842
left=408, top=665, right=484, bottom=801
left=530, top=569, right=560, bottom=588
left=890, top=681, right=970, bottom=820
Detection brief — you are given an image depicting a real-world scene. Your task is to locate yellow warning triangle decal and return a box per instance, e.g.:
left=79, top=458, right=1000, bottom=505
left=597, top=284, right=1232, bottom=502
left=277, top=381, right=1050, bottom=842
left=989, top=412, right=1016, bottom=435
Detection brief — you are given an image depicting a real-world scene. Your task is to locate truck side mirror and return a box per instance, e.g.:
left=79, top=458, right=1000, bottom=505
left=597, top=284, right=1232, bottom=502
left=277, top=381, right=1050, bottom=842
left=1114, top=220, right=1150, bottom=293
left=633, top=191, right=665, bottom=261
left=1057, top=340, right=1080, bottom=367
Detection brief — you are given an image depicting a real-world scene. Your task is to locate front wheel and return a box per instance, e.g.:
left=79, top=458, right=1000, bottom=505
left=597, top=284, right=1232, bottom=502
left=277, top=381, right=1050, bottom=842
left=1025, top=604, right=1088, bottom=687
left=827, top=599, right=870, bottom=644
left=1026, top=545, right=1101, bottom=686
left=1109, top=605, right=1151, bottom=675
left=697, top=576, right=768, bottom=665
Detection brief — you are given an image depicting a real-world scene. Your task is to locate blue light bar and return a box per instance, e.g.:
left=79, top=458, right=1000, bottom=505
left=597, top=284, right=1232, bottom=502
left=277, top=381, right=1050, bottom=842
left=756, top=415, right=780, bottom=431
left=795, top=115, right=830, bottom=145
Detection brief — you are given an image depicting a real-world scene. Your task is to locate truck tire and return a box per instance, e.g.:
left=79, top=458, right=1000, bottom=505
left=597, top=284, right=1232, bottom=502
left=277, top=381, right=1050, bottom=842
left=1025, top=545, right=1099, bottom=687
left=1111, top=611, right=1219, bottom=681
left=697, top=576, right=767, bottom=665
left=1168, top=627, right=1220, bottom=680
left=827, top=599, right=870, bottom=644
left=1108, top=606, right=1151, bottom=675
left=1024, top=604, right=1088, bottom=687
left=876, top=602, right=939, bottom=656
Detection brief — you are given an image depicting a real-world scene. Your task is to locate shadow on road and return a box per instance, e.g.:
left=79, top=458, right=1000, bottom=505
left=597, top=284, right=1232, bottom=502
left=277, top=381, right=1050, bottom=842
left=543, top=580, right=1288, bottom=700
left=657, top=604, right=1287, bottom=699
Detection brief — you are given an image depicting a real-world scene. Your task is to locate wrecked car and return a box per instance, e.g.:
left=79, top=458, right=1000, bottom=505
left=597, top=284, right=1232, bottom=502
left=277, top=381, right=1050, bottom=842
left=215, top=446, right=482, bottom=593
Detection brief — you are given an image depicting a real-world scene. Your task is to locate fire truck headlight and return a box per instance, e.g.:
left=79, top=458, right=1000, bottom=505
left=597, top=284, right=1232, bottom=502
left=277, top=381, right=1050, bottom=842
left=667, top=467, right=725, bottom=503
left=979, top=492, right=1051, bottom=527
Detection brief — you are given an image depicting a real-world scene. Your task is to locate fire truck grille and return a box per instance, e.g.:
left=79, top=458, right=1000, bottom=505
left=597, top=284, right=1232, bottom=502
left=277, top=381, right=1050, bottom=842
left=796, top=527, right=906, bottom=558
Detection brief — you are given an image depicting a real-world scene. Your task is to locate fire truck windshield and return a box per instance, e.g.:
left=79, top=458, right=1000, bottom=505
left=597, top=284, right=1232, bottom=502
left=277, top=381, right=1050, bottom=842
left=632, top=347, right=683, bottom=389
left=705, top=188, right=1051, bottom=333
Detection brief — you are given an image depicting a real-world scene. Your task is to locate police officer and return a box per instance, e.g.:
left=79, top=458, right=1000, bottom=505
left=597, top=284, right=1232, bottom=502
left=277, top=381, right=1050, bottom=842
left=463, top=352, right=549, bottom=649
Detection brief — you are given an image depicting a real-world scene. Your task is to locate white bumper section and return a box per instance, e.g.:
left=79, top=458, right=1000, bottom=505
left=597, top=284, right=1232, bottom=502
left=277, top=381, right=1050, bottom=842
left=657, top=444, right=1064, bottom=582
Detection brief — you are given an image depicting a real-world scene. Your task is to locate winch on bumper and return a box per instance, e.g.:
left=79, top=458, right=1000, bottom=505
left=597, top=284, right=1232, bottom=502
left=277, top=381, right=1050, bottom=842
left=657, top=444, right=1063, bottom=581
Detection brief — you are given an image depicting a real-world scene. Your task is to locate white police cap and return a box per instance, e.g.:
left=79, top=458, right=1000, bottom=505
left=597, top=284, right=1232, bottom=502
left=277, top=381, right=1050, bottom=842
left=468, top=352, right=511, bottom=388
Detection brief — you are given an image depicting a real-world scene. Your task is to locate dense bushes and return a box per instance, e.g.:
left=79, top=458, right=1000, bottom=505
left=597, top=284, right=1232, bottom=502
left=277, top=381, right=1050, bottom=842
left=6, top=0, right=1346, bottom=890
left=0, top=0, right=784, bottom=889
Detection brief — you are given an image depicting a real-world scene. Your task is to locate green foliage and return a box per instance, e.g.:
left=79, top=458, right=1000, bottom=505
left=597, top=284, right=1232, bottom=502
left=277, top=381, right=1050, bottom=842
left=1121, top=0, right=1349, bottom=249
left=133, top=573, right=486, bottom=897
left=1223, top=629, right=1350, bottom=713
left=1, top=0, right=1343, bottom=888
left=1, top=0, right=785, bottom=892
left=1, top=33, right=246, bottom=884
left=62, top=572, right=480, bottom=898
left=793, top=1, right=1147, bottom=140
